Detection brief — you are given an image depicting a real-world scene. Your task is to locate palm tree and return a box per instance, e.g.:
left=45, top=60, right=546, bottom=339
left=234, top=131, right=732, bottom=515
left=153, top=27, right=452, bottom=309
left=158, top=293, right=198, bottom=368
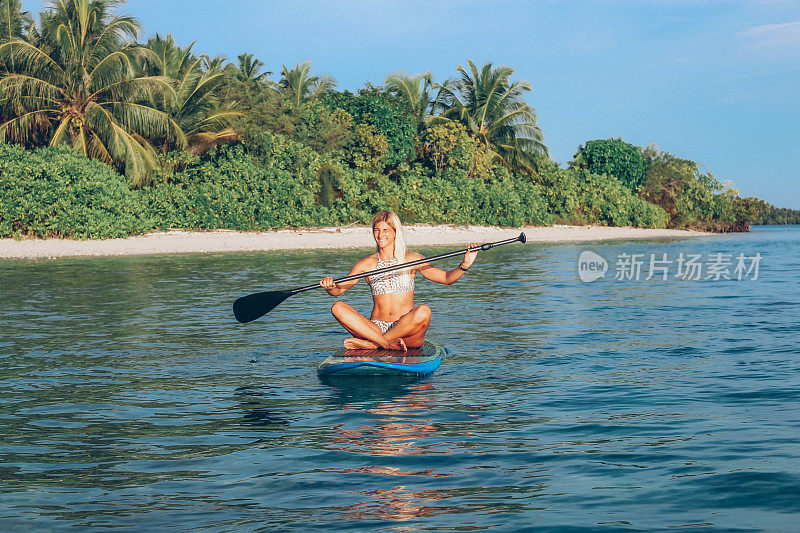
left=278, top=60, right=335, bottom=107
left=0, top=0, right=32, bottom=48
left=142, top=34, right=242, bottom=154
left=435, top=60, right=548, bottom=173
left=202, top=54, right=227, bottom=73
left=384, top=70, right=434, bottom=132
left=0, top=0, right=33, bottom=132
left=236, top=52, right=270, bottom=83
left=0, top=0, right=180, bottom=185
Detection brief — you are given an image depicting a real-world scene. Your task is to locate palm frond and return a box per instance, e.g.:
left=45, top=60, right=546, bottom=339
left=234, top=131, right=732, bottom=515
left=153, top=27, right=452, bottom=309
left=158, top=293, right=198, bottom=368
left=96, top=99, right=186, bottom=148
left=87, top=48, right=132, bottom=86
left=0, top=73, right=65, bottom=113
left=0, top=108, right=55, bottom=142
left=89, top=74, right=173, bottom=105
left=87, top=130, right=113, bottom=164
left=187, top=126, right=240, bottom=155
left=88, top=100, right=159, bottom=185
left=0, top=39, right=64, bottom=80
left=384, top=70, right=434, bottom=130
left=49, top=115, right=72, bottom=146
left=184, top=108, right=243, bottom=136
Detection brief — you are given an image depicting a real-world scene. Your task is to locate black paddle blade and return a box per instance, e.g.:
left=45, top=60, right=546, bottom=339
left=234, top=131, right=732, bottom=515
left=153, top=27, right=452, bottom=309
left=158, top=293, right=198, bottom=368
left=519, top=232, right=526, bottom=244
left=233, top=290, right=293, bottom=323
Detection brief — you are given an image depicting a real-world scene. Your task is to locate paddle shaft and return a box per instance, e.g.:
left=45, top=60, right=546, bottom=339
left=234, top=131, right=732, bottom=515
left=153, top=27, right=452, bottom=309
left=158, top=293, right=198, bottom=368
left=290, top=233, right=525, bottom=294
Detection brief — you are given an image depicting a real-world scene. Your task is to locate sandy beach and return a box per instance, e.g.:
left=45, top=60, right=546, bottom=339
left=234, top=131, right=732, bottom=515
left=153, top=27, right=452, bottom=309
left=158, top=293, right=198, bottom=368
left=0, top=225, right=711, bottom=259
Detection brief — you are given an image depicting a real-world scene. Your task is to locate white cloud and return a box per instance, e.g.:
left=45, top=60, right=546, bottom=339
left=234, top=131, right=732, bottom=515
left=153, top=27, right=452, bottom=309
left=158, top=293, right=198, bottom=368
left=741, top=21, right=800, bottom=48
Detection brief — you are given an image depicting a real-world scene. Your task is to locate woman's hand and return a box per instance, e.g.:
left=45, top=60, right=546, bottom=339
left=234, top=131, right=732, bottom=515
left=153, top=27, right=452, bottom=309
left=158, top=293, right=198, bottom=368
left=462, top=242, right=480, bottom=270
left=320, top=276, right=338, bottom=295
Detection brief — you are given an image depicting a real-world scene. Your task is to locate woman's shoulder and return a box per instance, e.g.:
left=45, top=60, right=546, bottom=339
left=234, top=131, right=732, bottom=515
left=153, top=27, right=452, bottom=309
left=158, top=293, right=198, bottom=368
left=354, top=254, right=379, bottom=270
left=404, top=251, right=425, bottom=271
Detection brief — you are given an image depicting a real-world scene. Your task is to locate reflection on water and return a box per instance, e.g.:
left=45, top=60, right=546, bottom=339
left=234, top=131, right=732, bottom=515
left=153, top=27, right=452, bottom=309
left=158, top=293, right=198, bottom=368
left=321, top=378, right=452, bottom=522
left=327, top=381, right=439, bottom=456
left=345, top=485, right=454, bottom=523
left=320, top=374, right=427, bottom=405
left=1, top=227, right=799, bottom=530
left=234, top=386, right=295, bottom=428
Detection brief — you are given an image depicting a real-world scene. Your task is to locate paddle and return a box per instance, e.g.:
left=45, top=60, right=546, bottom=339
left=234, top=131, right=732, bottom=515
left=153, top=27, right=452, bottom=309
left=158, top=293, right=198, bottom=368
left=232, top=232, right=526, bottom=323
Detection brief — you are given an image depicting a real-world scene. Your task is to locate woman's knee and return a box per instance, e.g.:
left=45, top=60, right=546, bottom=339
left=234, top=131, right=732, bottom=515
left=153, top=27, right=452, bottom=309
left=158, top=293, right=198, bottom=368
left=331, top=300, right=348, bottom=316
left=414, top=304, right=432, bottom=323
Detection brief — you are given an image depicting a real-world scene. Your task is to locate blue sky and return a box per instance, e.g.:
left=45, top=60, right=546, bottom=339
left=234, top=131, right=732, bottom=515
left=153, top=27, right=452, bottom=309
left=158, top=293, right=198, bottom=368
left=23, top=0, right=800, bottom=207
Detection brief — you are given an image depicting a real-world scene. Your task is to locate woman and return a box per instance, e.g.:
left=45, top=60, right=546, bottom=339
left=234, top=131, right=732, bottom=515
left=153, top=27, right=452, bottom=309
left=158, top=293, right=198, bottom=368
left=320, top=211, right=479, bottom=352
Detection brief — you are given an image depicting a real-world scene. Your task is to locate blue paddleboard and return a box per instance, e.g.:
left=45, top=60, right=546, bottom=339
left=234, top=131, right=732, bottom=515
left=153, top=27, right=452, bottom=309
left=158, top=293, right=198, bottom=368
left=317, top=340, right=446, bottom=377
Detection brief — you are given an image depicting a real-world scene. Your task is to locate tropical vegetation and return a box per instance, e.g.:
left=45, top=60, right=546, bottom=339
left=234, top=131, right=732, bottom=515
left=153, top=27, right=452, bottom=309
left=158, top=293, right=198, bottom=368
left=0, top=0, right=788, bottom=240
left=571, top=138, right=645, bottom=190
left=754, top=204, right=800, bottom=225
left=433, top=60, right=548, bottom=174
left=0, top=0, right=178, bottom=185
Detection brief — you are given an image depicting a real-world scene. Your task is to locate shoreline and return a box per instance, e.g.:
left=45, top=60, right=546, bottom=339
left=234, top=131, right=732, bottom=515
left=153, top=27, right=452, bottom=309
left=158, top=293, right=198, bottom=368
left=0, top=225, right=712, bottom=259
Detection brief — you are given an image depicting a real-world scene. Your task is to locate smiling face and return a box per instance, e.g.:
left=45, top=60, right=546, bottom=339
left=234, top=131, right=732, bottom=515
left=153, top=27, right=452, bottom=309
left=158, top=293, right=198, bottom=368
left=373, top=220, right=396, bottom=252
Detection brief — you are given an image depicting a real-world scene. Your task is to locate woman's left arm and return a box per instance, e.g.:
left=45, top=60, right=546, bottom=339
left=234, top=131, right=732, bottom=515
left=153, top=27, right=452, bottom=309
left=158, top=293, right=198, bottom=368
left=415, top=243, right=479, bottom=285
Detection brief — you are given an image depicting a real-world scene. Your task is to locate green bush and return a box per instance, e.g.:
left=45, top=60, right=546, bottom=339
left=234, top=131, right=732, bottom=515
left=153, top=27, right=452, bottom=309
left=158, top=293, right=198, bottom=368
left=534, top=161, right=667, bottom=228
left=322, top=87, right=416, bottom=167
left=0, top=131, right=671, bottom=240
left=343, top=124, right=389, bottom=172
left=422, top=122, right=495, bottom=179
left=0, top=143, right=150, bottom=239
left=571, top=138, right=646, bottom=190
left=388, top=165, right=551, bottom=227
left=180, top=134, right=660, bottom=231
left=140, top=141, right=327, bottom=230
left=640, top=150, right=735, bottom=229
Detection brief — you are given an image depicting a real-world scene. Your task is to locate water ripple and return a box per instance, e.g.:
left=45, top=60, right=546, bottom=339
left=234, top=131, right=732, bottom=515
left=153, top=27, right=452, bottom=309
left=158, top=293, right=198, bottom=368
left=0, top=227, right=798, bottom=531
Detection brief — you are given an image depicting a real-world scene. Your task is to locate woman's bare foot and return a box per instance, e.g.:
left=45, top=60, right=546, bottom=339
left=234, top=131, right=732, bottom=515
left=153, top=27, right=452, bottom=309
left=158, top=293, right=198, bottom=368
left=343, top=338, right=380, bottom=350
left=343, top=337, right=406, bottom=352
left=386, top=338, right=407, bottom=352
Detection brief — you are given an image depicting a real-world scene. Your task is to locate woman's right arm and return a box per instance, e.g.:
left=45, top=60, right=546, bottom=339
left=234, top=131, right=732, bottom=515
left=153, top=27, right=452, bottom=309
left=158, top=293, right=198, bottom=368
left=319, top=260, right=368, bottom=296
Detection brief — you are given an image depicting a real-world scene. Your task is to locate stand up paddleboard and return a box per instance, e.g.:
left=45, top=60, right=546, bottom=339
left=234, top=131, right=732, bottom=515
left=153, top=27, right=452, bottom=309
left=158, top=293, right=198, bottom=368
left=318, top=340, right=446, bottom=377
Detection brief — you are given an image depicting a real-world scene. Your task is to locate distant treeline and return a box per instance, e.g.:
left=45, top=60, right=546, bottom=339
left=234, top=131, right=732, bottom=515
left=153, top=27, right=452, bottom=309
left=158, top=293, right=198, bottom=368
left=0, top=0, right=780, bottom=238
left=754, top=205, right=800, bottom=225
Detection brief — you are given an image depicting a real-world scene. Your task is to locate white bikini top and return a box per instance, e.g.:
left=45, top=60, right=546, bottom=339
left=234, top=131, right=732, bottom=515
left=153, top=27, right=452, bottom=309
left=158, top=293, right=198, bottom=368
left=367, top=257, right=414, bottom=296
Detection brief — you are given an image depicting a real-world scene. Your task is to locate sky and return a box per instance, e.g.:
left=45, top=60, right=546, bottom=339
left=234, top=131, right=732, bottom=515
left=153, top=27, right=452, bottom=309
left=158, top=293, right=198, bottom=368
left=22, top=0, right=800, bottom=208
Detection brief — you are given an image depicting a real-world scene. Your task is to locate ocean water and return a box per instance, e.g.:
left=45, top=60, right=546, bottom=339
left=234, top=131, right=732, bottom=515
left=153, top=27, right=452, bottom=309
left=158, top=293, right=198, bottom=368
left=1, top=225, right=798, bottom=531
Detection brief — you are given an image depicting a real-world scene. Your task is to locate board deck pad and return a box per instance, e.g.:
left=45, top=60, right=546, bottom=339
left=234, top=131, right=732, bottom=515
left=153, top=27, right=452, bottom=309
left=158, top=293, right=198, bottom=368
left=318, top=340, right=446, bottom=377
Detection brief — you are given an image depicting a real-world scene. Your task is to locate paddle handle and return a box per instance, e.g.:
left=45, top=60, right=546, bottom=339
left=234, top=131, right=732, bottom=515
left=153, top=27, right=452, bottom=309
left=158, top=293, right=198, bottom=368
left=291, top=232, right=526, bottom=294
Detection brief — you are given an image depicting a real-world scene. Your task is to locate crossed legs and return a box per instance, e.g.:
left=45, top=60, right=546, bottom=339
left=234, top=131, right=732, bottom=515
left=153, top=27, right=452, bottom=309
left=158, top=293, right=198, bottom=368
left=331, top=301, right=431, bottom=351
